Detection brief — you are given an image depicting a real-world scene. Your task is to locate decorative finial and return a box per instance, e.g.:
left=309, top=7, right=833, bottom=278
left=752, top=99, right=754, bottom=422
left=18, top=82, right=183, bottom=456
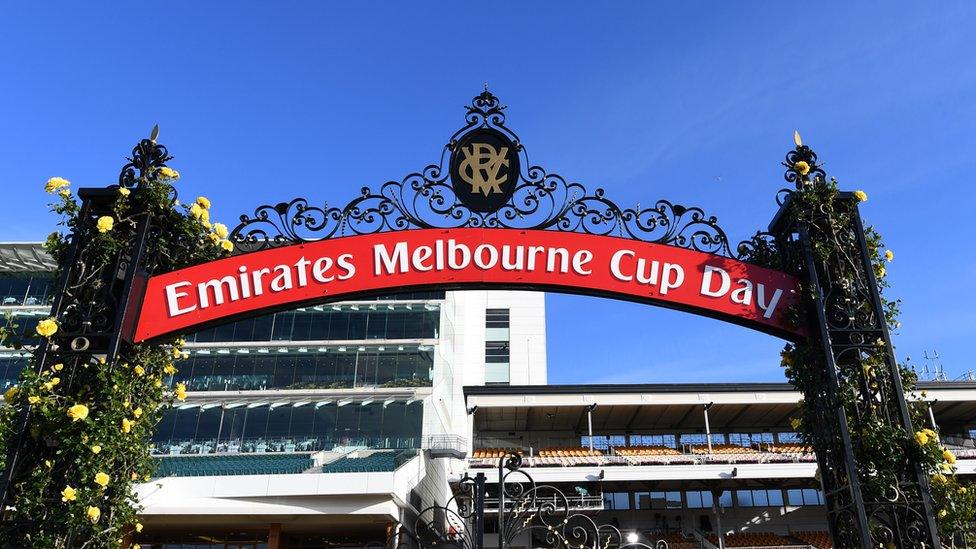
left=793, top=130, right=803, bottom=147
left=484, top=82, right=489, bottom=92
left=150, top=124, right=160, bottom=143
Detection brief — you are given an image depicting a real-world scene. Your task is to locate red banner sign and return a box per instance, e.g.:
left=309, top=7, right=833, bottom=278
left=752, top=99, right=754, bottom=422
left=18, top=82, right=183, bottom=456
left=133, top=228, right=803, bottom=342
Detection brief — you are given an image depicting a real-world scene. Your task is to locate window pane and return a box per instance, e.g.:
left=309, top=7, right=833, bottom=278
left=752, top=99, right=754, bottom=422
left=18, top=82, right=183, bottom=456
left=787, top=489, right=804, bottom=506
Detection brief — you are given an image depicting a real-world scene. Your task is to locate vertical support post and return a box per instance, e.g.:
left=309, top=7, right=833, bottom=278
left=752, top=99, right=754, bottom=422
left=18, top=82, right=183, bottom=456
left=474, top=472, right=486, bottom=549
left=770, top=140, right=943, bottom=547
left=497, top=456, right=507, bottom=549
left=711, top=490, right=725, bottom=549
left=586, top=403, right=596, bottom=452
left=268, top=523, right=282, bottom=549
left=704, top=403, right=713, bottom=454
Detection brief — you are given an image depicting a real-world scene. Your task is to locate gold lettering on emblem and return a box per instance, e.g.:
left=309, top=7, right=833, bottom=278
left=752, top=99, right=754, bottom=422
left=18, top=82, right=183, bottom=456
left=457, top=143, right=509, bottom=196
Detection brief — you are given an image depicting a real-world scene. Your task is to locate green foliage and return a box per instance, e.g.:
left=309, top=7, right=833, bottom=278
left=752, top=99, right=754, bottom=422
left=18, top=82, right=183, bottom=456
left=768, top=172, right=976, bottom=537
left=0, top=172, right=230, bottom=547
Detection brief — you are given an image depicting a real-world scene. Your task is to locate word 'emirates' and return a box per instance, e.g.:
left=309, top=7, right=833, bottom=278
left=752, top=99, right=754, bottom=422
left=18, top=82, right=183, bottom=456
left=164, top=238, right=784, bottom=319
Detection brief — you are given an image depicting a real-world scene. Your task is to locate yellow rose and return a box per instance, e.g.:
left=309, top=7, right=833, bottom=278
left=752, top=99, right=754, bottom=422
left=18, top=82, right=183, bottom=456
left=793, top=160, right=810, bottom=176
left=189, top=203, right=205, bottom=220
left=94, top=472, right=110, bottom=488
left=43, top=377, right=60, bottom=391
left=135, top=522, right=144, bottom=533
left=86, top=506, right=101, bottom=523
left=118, top=187, right=131, bottom=197
left=35, top=318, right=59, bottom=338
left=96, top=216, right=114, bottom=233
left=44, top=177, right=70, bottom=193
left=943, top=449, right=956, bottom=464
left=213, top=222, right=229, bottom=238
left=61, top=485, right=77, bottom=502
left=158, top=166, right=180, bottom=180
left=790, top=418, right=802, bottom=430
left=91, top=445, right=101, bottom=454
left=939, top=509, right=947, bottom=518
left=59, top=189, right=71, bottom=198
left=133, top=407, right=143, bottom=418
left=884, top=250, right=894, bottom=262
left=163, top=363, right=177, bottom=375
left=121, top=418, right=133, bottom=434
left=915, top=431, right=930, bottom=446
left=4, top=386, right=19, bottom=404
left=174, top=383, right=187, bottom=401
left=134, top=365, right=145, bottom=376
left=220, top=239, right=234, bottom=253
left=28, top=395, right=40, bottom=405
left=208, top=232, right=221, bottom=245
left=154, top=378, right=163, bottom=388
left=196, top=196, right=211, bottom=209
left=53, top=363, right=64, bottom=371
left=853, top=190, right=868, bottom=202
left=960, top=486, right=968, bottom=494
left=932, top=473, right=948, bottom=485
left=67, top=403, right=89, bottom=422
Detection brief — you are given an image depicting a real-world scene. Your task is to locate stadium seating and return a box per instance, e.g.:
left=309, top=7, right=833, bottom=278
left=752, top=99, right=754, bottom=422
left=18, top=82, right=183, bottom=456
left=615, top=445, right=695, bottom=465
left=707, top=532, right=796, bottom=547
left=321, top=449, right=416, bottom=473
left=649, top=532, right=698, bottom=549
left=690, top=444, right=759, bottom=455
left=616, top=445, right=681, bottom=456
left=792, top=531, right=832, bottom=548
left=471, top=448, right=521, bottom=458
left=154, top=453, right=313, bottom=477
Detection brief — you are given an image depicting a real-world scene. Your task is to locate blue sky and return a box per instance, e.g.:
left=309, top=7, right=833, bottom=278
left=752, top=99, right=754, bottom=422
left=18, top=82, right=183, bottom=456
left=2, top=3, right=974, bottom=384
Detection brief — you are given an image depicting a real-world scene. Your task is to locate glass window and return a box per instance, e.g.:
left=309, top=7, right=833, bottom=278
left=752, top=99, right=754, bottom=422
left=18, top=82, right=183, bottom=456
left=717, top=490, right=733, bottom=508
left=602, top=492, right=630, bottom=510
left=629, top=434, right=677, bottom=448
left=787, top=489, right=803, bottom=506
left=737, top=490, right=754, bottom=507
left=485, top=309, right=510, bottom=328
left=686, top=491, right=713, bottom=509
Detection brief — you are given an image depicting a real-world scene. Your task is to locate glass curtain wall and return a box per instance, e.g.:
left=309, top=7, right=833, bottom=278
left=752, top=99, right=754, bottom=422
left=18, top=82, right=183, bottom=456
left=152, top=401, right=423, bottom=454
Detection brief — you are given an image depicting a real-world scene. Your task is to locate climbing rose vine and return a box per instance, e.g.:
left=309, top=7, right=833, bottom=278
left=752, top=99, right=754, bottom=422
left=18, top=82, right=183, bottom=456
left=0, top=167, right=230, bottom=548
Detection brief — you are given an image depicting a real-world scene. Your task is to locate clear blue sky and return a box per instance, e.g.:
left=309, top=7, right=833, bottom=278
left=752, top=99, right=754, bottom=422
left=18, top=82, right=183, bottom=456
left=2, top=3, right=974, bottom=384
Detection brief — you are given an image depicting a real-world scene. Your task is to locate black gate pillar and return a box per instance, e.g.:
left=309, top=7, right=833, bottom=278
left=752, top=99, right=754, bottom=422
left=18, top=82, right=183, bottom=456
left=770, top=140, right=941, bottom=547
left=0, top=134, right=169, bottom=531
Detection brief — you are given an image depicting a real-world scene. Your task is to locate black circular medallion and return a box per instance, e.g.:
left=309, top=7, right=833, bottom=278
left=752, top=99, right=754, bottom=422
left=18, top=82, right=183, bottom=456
left=449, top=128, right=520, bottom=213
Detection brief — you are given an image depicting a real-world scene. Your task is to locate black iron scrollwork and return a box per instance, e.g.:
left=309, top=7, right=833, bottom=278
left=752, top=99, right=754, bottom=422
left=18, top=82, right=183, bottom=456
left=231, top=91, right=746, bottom=260
left=378, top=451, right=669, bottom=549
left=118, top=126, right=173, bottom=189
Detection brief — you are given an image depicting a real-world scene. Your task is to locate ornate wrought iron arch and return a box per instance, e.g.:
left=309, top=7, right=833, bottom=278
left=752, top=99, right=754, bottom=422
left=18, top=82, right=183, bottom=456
left=230, top=90, right=767, bottom=259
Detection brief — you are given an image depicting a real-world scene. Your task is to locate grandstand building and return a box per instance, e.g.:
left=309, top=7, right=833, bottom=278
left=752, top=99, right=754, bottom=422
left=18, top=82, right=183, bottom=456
left=1, top=241, right=974, bottom=548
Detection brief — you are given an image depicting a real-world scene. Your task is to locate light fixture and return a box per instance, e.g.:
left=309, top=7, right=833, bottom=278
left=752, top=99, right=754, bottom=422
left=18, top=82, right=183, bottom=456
left=317, top=347, right=328, bottom=352
left=257, top=348, right=269, bottom=353
left=298, top=347, right=308, bottom=353
left=237, top=349, right=250, bottom=354
left=377, top=346, right=385, bottom=352
left=196, top=349, right=211, bottom=355
left=331, top=305, right=341, bottom=311
left=350, top=305, right=360, bottom=311
left=357, top=346, right=366, bottom=352
left=313, top=306, right=324, bottom=311
left=278, top=347, right=289, bottom=353
left=217, top=349, right=230, bottom=354
left=337, top=346, right=346, bottom=352
left=626, top=533, right=638, bottom=544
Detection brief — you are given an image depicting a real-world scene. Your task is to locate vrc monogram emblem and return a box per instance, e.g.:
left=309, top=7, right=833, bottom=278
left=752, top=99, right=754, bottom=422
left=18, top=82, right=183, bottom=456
left=458, top=143, right=509, bottom=196
left=449, top=128, right=520, bottom=213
